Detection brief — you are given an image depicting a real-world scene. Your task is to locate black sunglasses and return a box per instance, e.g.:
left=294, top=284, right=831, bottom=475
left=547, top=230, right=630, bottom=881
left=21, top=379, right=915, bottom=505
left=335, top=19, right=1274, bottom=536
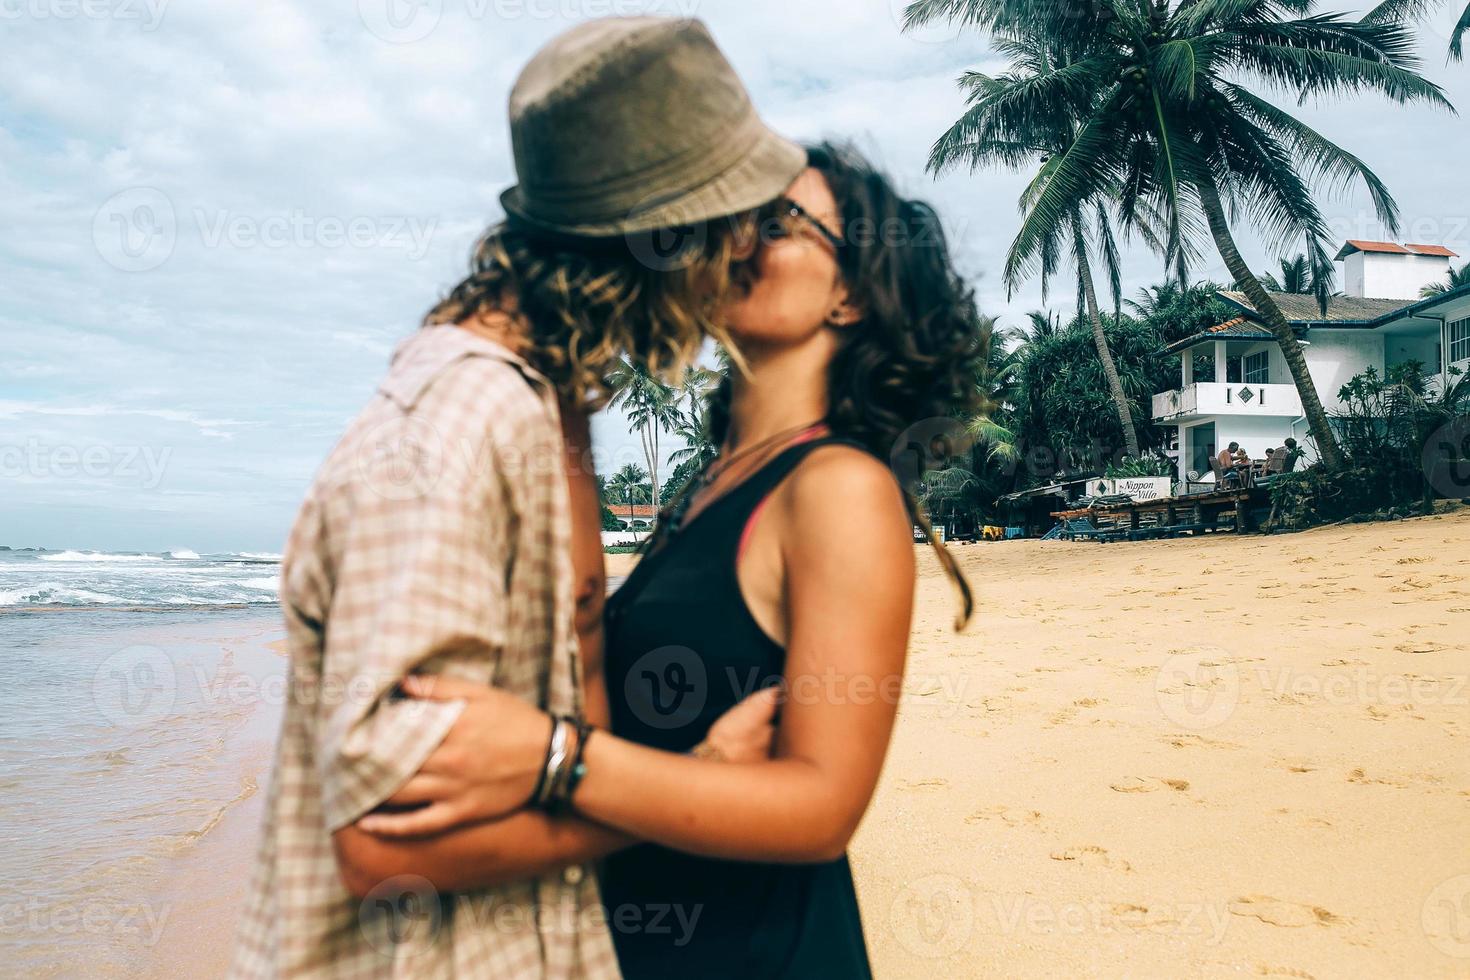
left=777, top=197, right=845, bottom=251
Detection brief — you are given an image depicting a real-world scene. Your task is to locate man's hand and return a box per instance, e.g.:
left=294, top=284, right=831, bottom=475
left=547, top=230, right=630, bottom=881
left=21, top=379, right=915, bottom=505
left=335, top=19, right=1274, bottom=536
left=695, top=686, right=781, bottom=763
left=356, top=675, right=552, bottom=838
left=355, top=680, right=781, bottom=839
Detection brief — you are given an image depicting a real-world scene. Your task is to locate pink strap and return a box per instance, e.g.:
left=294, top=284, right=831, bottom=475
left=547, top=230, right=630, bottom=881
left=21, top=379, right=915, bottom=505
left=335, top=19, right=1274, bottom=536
left=736, top=425, right=828, bottom=563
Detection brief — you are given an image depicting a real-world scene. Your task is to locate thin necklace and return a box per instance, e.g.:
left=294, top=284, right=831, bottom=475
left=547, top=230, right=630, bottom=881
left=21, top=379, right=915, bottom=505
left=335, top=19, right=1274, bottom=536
left=665, top=419, right=827, bottom=535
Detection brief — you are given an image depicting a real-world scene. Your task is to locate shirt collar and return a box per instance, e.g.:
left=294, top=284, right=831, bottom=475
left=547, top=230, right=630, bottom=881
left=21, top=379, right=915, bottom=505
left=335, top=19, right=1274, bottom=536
left=379, top=325, right=551, bottom=410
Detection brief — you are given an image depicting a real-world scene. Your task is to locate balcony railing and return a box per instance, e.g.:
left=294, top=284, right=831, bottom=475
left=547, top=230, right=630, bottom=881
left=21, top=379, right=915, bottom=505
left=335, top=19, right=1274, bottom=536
left=1152, top=382, right=1303, bottom=421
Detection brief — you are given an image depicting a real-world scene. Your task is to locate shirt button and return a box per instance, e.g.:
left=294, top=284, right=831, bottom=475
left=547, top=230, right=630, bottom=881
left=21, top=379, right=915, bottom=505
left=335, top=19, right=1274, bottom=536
left=562, top=864, right=584, bottom=886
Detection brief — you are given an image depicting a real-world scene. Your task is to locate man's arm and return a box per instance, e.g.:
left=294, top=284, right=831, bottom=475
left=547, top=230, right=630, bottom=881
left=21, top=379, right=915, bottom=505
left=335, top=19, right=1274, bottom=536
left=335, top=684, right=780, bottom=894
left=335, top=813, right=632, bottom=898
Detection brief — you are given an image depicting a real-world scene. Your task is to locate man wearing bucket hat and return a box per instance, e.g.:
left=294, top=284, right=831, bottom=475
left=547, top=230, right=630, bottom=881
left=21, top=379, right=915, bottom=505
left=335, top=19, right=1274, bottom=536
left=231, top=17, right=803, bottom=979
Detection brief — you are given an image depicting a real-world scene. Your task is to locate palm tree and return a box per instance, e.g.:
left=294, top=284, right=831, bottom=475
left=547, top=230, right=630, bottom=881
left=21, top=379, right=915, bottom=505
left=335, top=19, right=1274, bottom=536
left=906, top=0, right=1455, bottom=470
left=928, top=34, right=1143, bottom=457
left=1260, top=254, right=1312, bottom=293
left=606, top=463, right=651, bottom=527
left=1365, top=0, right=1470, bottom=61
left=606, top=358, right=681, bottom=513
left=1024, top=310, right=1063, bottom=340
left=1421, top=263, right=1470, bottom=297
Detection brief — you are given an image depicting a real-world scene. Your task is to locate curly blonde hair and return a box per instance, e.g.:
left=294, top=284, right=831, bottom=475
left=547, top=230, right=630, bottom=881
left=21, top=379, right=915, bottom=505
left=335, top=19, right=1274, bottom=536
left=425, top=218, right=759, bottom=406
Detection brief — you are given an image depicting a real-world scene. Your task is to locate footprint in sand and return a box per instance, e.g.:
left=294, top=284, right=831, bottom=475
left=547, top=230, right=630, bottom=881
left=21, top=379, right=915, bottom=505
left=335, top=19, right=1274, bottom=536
left=1395, top=640, right=1450, bottom=654
left=1049, top=845, right=1131, bottom=871
left=1228, top=895, right=1341, bottom=928
left=1254, top=966, right=1317, bottom=979
left=898, top=778, right=949, bottom=792
left=1164, top=733, right=1243, bottom=750
left=1347, top=768, right=1410, bottom=788
left=965, top=805, right=1041, bottom=827
left=1283, top=763, right=1317, bottom=773
left=1110, top=776, right=1190, bottom=794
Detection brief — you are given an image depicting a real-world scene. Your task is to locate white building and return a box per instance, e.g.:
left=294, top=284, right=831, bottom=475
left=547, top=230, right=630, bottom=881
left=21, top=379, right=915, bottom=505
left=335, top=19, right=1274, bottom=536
left=1153, top=240, right=1469, bottom=482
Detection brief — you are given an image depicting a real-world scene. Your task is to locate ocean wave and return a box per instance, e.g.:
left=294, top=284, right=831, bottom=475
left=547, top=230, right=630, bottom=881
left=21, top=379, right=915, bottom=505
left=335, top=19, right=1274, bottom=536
left=0, top=585, right=128, bottom=606
left=240, top=576, right=281, bottom=592
left=37, top=551, right=163, bottom=563
left=168, top=549, right=202, bottom=560
left=235, top=552, right=283, bottom=561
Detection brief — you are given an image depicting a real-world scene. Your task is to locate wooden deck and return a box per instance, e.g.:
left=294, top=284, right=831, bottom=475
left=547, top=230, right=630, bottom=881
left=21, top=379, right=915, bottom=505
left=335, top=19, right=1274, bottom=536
left=1050, top=486, right=1272, bottom=542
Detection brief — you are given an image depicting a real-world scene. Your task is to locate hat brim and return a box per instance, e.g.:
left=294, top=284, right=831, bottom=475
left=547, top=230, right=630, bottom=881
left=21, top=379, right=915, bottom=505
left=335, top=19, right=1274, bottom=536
left=501, top=127, right=806, bottom=239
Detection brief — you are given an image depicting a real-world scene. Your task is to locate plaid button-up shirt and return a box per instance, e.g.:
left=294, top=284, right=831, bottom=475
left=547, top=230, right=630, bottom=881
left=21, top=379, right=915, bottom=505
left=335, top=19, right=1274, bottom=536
left=231, top=325, right=621, bottom=980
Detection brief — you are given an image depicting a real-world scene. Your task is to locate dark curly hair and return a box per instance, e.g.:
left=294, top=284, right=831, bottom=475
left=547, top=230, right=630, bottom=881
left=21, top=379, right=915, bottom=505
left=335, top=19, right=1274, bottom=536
left=709, top=141, right=987, bottom=627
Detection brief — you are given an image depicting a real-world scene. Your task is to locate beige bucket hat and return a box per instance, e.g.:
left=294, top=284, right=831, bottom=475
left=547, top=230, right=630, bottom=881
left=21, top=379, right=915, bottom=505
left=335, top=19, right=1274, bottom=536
left=501, top=17, right=806, bottom=238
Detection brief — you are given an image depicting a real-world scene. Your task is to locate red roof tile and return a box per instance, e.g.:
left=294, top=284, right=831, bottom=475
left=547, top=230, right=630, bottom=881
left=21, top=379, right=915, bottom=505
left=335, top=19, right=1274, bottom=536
left=1405, top=243, right=1459, bottom=258
left=1335, top=240, right=1458, bottom=260
left=1342, top=239, right=1410, bottom=255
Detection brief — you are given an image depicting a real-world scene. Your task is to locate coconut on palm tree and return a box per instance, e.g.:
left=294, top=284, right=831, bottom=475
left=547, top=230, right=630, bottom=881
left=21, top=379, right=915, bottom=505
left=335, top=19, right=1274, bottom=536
left=906, top=0, right=1455, bottom=470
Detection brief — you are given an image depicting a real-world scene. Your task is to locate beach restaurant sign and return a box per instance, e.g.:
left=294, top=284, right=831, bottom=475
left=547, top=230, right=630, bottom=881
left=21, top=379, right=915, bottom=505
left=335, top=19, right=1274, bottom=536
left=1088, top=477, right=1172, bottom=501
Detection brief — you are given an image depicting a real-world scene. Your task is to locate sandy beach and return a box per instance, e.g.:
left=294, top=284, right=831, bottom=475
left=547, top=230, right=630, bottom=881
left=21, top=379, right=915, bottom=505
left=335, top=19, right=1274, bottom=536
left=46, top=511, right=1464, bottom=977
left=849, top=507, right=1470, bottom=978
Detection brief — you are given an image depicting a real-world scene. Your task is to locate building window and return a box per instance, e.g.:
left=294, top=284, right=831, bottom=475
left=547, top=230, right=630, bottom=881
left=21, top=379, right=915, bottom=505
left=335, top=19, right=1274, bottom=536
left=1451, top=318, right=1470, bottom=364
left=1244, top=351, right=1270, bottom=384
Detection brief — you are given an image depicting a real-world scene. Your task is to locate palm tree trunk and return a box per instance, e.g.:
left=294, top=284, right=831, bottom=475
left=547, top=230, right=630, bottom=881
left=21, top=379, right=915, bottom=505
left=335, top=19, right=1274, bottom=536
left=1075, top=239, right=1141, bottom=458
left=1194, top=177, right=1344, bottom=470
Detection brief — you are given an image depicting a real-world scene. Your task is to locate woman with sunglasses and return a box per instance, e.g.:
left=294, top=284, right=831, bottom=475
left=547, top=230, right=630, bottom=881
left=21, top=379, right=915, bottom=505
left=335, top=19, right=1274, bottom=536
left=348, top=143, right=985, bottom=978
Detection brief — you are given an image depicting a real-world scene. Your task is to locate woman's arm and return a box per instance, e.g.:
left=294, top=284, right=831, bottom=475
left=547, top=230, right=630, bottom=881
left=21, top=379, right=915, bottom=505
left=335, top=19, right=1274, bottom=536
left=573, top=448, right=914, bottom=861
left=361, top=448, right=916, bottom=864
left=337, top=682, right=781, bottom=893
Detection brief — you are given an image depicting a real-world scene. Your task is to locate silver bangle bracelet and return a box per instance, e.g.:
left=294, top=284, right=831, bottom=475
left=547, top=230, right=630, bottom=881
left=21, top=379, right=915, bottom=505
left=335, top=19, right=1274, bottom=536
left=536, top=717, right=570, bottom=809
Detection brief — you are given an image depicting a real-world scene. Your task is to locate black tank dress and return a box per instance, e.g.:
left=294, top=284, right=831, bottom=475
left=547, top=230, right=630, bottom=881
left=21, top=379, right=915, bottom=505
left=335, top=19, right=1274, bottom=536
left=599, top=435, right=874, bottom=980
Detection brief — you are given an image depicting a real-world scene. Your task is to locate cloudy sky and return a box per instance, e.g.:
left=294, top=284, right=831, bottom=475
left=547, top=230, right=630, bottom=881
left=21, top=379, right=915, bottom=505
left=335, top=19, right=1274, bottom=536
left=2, top=0, right=1467, bottom=553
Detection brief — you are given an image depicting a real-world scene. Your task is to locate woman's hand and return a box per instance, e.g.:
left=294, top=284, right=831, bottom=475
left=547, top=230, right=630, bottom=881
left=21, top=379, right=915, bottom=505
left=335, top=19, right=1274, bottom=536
left=356, top=675, right=552, bottom=838
left=356, top=679, right=782, bottom=838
